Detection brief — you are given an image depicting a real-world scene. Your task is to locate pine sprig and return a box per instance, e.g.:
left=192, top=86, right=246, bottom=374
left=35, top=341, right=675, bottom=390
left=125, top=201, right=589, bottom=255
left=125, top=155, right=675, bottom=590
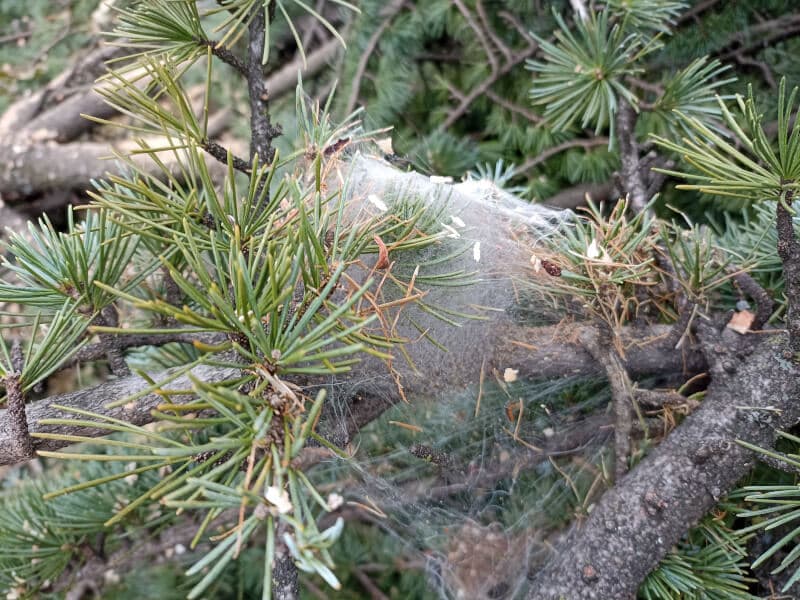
left=0, top=208, right=148, bottom=312
left=527, top=11, right=655, bottom=134
left=653, top=78, right=800, bottom=202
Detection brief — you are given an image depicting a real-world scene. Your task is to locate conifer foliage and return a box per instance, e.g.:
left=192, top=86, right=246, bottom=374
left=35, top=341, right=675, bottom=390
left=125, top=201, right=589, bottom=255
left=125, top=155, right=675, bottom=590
left=2, top=1, right=800, bottom=599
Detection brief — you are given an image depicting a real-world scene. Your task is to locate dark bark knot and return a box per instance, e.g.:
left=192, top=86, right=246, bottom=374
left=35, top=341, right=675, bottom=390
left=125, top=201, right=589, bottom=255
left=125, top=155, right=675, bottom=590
left=581, top=564, right=598, bottom=584
left=642, top=489, right=668, bottom=516
left=691, top=439, right=732, bottom=464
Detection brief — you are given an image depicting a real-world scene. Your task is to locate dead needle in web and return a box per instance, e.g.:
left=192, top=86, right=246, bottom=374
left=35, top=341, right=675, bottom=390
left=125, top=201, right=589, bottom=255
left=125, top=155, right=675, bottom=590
left=388, top=420, right=422, bottom=433
left=347, top=497, right=387, bottom=519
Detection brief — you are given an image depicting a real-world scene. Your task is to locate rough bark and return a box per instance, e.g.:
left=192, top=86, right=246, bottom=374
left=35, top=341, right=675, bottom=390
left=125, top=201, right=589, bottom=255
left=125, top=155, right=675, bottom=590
left=0, top=41, right=337, bottom=201
left=777, top=197, right=800, bottom=351
left=531, top=330, right=800, bottom=599
left=273, top=523, right=300, bottom=600
left=247, top=6, right=280, bottom=165
left=0, top=112, right=231, bottom=201
left=615, top=101, right=649, bottom=213
left=0, top=363, right=240, bottom=465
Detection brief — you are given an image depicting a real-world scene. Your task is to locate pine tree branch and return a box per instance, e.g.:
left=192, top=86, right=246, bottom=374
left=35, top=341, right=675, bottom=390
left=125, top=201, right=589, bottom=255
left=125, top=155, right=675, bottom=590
left=0, top=323, right=704, bottom=468
left=343, top=0, right=405, bottom=115
left=68, top=331, right=224, bottom=366
left=453, top=0, right=500, bottom=73
left=438, top=39, right=539, bottom=131
left=475, top=0, right=512, bottom=63
left=717, top=13, right=800, bottom=62
left=532, top=329, right=800, bottom=599
left=2, top=373, right=34, bottom=465
left=201, top=138, right=252, bottom=174
left=580, top=328, right=635, bottom=482
left=518, top=137, right=610, bottom=174
left=0, top=363, right=241, bottom=466
left=541, top=181, right=615, bottom=209
left=776, top=193, right=800, bottom=351
left=676, top=0, right=723, bottom=24
left=352, top=567, right=391, bottom=600
left=94, top=305, right=130, bottom=377
left=484, top=89, right=543, bottom=124
left=615, top=100, right=649, bottom=213
left=247, top=5, right=281, bottom=165
left=197, top=38, right=247, bottom=76
left=731, top=270, right=774, bottom=330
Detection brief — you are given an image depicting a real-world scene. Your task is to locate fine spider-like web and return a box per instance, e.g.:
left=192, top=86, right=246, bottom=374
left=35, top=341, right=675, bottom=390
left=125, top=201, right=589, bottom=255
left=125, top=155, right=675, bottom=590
left=309, top=155, right=612, bottom=599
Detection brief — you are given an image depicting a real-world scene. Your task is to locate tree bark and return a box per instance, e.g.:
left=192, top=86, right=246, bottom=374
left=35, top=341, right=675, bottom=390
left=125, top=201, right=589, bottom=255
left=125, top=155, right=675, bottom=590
left=532, top=330, right=800, bottom=599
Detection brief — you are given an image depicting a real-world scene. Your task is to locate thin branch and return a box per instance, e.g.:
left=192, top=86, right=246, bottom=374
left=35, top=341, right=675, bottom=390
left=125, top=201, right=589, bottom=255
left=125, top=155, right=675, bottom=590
left=634, top=388, right=693, bottom=409
left=452, top=0, right=499, bottom=73
left=580, top=328, right=635, bottom=481
left=731, top=270, right=774, bottom=329
left=676, top=0, right=723, bottom=24
left=344, top=0, right=405, bottom=115
left=246, top=6, right=281, bottom=165
left=198, top=38, right=247, bottom=76
left=518, top=137, right=609, bottom=173
left=2, top=374, right=34, bottom=465
left=776, top=193, right=800, bottom=351
left=484, top=89, right=543, bottom=124
left=95, top=305, right=130, bottom=377
left=498, top=11, right=537, bottom=45
left=352, top=567, right=391, bottom=600
left=718, top=13, right=800, bottom=62
left=755, top=452, right=800, bottom=477
left=733, top=52, right=777, bottom=89
left=201, top=138, right=252, bottom=174
left=541, top=181, right=615, bottom=209
left=438, top=42, right=538, bottom=131
left=475, top=0, right=513, bottom=62
left=69, top=331, right=223, bottom=366
left=615, top=100, right=649, bottom=213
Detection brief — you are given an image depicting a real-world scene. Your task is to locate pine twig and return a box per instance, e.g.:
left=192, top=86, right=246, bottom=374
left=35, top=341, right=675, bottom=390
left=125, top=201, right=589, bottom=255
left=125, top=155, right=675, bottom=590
left=731, top=270, right=774, bottom=329
left=756, top=452, right=800, bottom=477
left=2, top=373, right=34, bottom=463
left=197, top=38, right=247, bottom=76
left=273, top=523, right=300, bottom=600
left=352, top=567, right=391, bottom=600
left=201, top=138, right=252, bottom=174
left=246, top=6, right=281, bottom=166
left=453, top=0, right=500, bottom=73
left=615, top=100, right=649, bottom=213
left=518, top=137, right=610, bottom=173
left=96, top=305, right=130, bottom=377
left=343, top=0, right=405, bottom=115
left=776, top=192, right=800, bottom=351
left=438, top=37, right=538, bottom=131
left=579, top=328, right=635, bottom=482
left=69, top=331, right=224, bottom=366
